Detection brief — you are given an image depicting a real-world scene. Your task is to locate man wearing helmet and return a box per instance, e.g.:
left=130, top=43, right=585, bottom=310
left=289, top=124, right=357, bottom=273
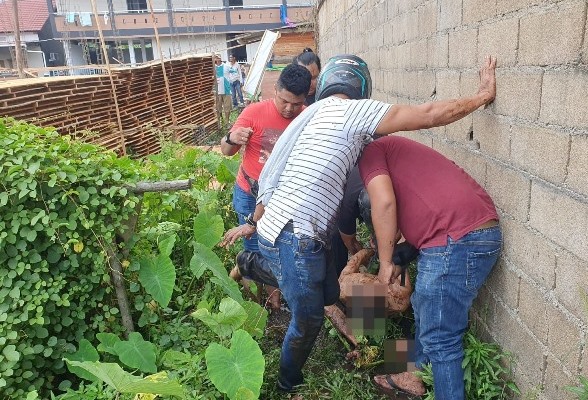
left=222, top=54, right=497, bottom=397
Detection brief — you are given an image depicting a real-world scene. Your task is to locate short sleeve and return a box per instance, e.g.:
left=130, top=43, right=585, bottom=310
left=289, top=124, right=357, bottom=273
left=230, top=103, right=256, bottom=133
left=359, top=139, right=390, bottom=186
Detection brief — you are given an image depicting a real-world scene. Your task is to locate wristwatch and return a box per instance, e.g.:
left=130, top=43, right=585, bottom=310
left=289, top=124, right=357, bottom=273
left=225, top=131, right=237, bottom=146
left=245, top=213, right=257, bottom=228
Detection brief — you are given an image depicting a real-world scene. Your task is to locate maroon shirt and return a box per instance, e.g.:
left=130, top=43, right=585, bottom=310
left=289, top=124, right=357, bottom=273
left=359, top=136, right=498, bottom=249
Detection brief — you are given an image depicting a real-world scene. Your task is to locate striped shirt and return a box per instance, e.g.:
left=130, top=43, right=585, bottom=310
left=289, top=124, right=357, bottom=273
left=257, top=97, right=391, bottom=245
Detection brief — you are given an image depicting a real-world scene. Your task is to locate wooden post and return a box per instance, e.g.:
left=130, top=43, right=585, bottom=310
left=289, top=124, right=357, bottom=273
left=147, top=0, right=178, bottom=139
left=89, top=0, right=127, bottom=155
left=106, top=244, right=135, bottom=337
left=11, top=0, right=25, bottom=78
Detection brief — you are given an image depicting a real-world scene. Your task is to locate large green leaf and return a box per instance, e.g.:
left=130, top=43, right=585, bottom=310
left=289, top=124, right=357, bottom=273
left=158, top=234, right=176, bottom=257
left=205, top=329, right=264, bottom=399
left=193, top=212, right=224, bottom=248
left=138, top=253, right=176, bottom=308
left=64, top=339, right=99, bottom=382
left=96, top=333, right=121, bottom=356
left=216, top=158, right=240, bottom=184
left=113, top=332, right=157, bottom=373
left=234, top=387, right=256, bottom=400
left=65, top=361, right=184, bottom=398
left=192, top=297, right=247, bottom=338
left=190, top=243, right=242, bottom=301
left=241, top=301, right=268, bottom=339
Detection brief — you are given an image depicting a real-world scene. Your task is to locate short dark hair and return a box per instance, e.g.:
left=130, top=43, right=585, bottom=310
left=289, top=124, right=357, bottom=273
left=293, top=48, right=322, bottom=71
left=276, top=64, right=311, bottom=96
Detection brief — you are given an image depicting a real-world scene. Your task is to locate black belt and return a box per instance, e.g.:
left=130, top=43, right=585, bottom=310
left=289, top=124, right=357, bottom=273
left=240, top=166, right=259, bottom=197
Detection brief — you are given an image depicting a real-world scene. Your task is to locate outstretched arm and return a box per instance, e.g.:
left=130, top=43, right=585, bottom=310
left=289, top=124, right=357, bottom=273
left=375, top=56, right=497, bottom=135
left=219, top=204, right=265, bottom=247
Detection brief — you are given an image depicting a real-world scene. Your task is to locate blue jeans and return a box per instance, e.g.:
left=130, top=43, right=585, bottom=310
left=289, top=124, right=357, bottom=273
left=258, top=226, right=340, bottom=391
left=231, top=80, right=244, bottom=106
left=232, top=184, right=258, bottom=252
left=411, top=225, right=502, bottom=400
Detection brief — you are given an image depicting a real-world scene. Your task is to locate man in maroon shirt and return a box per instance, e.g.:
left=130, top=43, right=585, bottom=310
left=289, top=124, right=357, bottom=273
left=360, top=135, right=500, bottom=399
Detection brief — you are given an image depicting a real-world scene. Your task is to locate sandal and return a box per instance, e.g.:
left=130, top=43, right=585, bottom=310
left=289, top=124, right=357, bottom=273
left=373, top=373, right=424, bottom=399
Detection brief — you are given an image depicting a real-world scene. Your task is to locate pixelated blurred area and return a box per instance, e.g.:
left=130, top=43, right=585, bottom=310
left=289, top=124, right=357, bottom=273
left=348, top=283, right=388, bottom=337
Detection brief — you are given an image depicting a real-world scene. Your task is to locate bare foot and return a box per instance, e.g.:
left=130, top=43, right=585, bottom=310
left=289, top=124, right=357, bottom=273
left=374, top=372, right=425, bottom=397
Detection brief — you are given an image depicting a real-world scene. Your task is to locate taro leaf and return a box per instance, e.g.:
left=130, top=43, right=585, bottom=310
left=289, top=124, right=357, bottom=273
left=189, top=243, right=242, bottom=300
left=241, top=301, right=268, bottom=339
left=234, top=387, right=256, bottom=400
left=138, top=253, right=175, bottom=308
left=205, top=329, right=264, bottom=399
left=216, top=158, right=240, bottom=184
left=193, top=212, right=224, bottom=248
left=210, top=276, right=243, bottom=302
left=189, top=242, right=221, bottom=278
left=96, top=333, right=121, bottom=356
left=64, top=361, right=184, bottom=398
left=158, top=234, right=176, bottom=258
left=64, top=339, right=99, bottom=382
left=192, top=297, right=247, bottom=338
left=113, top=332, right=157, bottom=373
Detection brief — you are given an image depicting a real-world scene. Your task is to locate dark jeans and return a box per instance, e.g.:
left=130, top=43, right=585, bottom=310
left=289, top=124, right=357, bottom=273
left=230, top=80, right=244, bottom=106
left=259, top=227, right=340, bottom=391
left=412, top=225, right=502, bottom=400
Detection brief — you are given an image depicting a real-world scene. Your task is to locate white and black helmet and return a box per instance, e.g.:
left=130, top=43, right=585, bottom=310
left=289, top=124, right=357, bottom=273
left=315, top=54, right=372, bottom=101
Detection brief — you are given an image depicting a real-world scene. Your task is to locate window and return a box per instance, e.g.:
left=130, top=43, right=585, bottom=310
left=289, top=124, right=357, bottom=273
left=126, top=0, right=147, bottom=12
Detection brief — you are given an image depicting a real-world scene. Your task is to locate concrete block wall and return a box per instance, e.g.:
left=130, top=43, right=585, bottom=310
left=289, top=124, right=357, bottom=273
left=316, top=0, right=587, bottom=398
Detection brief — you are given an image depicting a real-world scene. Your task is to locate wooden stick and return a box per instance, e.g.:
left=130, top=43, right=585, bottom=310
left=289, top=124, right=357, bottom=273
left=11, top=0, right=25, bottom=78
left=127, top=179, right=192, bottom=194
left=90, top=0, right=127, bottom=155
left=106, top=244, right=134, bottom=337
left=147, top=0, right=178, bottom=138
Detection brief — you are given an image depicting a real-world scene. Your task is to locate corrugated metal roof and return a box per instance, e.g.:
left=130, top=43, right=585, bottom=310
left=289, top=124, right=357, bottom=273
left=0, top=0, right=49, bottom=33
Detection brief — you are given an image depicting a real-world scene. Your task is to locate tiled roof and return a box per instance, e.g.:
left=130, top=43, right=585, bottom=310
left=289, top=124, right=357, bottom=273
left=0, top=0, right=49, bottom=33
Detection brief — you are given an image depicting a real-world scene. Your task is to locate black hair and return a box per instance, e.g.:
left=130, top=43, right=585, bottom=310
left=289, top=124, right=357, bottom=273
left=276, top=64, right=311, bottom=96
left=293, top=48, right=322, bottom=71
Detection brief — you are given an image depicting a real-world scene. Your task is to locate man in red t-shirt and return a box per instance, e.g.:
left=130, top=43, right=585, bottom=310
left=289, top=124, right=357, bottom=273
left=359, top=135, right=500, bottom=399
left=220, top=64, right=311, bottom=308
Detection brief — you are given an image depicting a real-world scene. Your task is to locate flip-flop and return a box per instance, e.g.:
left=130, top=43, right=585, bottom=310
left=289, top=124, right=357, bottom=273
left=373, top=375, right=423, bottom=399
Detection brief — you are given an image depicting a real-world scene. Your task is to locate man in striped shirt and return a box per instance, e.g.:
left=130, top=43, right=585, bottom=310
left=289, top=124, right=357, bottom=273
left=222, top=54, right=497, bottom=394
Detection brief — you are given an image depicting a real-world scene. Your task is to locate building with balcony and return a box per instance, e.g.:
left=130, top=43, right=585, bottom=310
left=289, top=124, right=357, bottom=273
left=0, top=0, right=57, bottom=73
left=47, top=0, right=315, bottom=70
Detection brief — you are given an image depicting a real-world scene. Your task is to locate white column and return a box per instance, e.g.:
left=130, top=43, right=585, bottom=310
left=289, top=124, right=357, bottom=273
left=141, top=39, right=148, bottom=62
left=128, top=39, right=136, bottom=65
left=63, top=40, right=72, bottom=67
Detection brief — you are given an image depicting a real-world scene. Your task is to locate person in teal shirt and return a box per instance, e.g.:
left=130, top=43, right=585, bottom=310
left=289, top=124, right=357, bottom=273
left=215, top=55, right=232, bottom=124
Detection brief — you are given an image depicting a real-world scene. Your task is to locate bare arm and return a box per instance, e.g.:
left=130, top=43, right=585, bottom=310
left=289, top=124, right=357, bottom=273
left=366, top=174, right=402, bottom=284
left=340, top=231, right=363, bottom=255
left=219, top=203, right=265, bottom=248
left=220, top=127, right=253, bottom=156
left=375, top=56, right=497, bottom=135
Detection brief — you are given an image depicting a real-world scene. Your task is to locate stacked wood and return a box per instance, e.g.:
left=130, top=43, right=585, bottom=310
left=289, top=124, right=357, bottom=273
left=0, top=54, right=217, bottom=157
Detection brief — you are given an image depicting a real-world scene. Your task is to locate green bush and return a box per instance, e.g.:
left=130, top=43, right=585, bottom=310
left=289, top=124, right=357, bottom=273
left=0, top=118, right=142, bottom=397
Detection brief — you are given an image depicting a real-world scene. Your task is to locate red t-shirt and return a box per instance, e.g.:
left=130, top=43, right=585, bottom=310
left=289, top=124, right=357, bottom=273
left=231, top=99, right=303, bottom=193
left=359, top=136, right=498, bottom=249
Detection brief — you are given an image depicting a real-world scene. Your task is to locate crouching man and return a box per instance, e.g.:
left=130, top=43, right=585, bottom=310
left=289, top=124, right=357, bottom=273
left=361, top=135, right=501, bottom=400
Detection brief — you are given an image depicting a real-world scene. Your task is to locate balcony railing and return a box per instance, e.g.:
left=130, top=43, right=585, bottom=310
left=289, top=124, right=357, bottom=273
left=53, top=4, right=314, bottom=39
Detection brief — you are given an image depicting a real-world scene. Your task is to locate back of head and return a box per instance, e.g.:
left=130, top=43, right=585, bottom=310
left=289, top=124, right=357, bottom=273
left=276, top=63, right=312, bottom=97
left=292, top=48, right=322, bottom=71
left=315, top=54, right=372, bottom=101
